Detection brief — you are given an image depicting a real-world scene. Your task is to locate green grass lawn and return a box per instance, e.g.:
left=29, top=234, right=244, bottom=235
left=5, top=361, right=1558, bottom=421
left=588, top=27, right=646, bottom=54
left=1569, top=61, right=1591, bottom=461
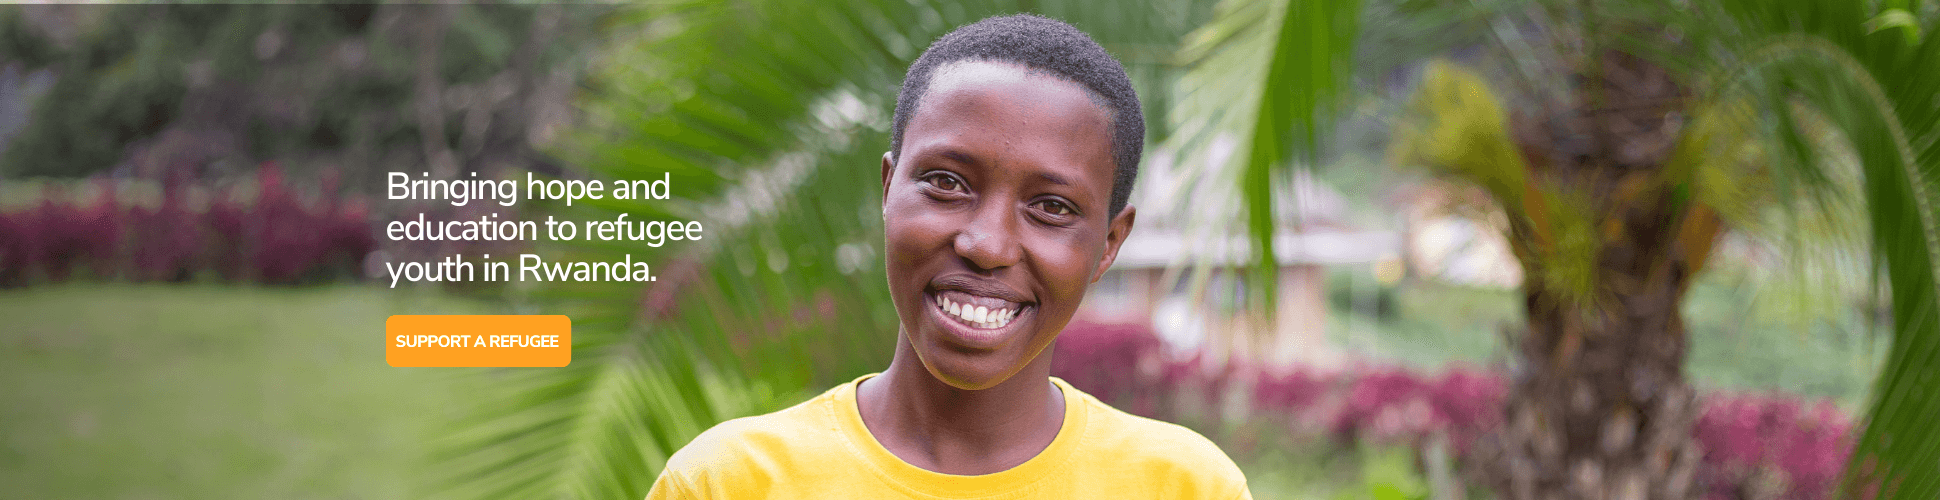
left=0, top=284, right=488, bottom=499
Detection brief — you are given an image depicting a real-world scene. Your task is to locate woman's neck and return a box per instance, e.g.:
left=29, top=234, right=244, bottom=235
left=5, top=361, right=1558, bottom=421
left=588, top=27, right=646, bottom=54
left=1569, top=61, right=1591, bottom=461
left=855, top=334, right=1065, bottom=475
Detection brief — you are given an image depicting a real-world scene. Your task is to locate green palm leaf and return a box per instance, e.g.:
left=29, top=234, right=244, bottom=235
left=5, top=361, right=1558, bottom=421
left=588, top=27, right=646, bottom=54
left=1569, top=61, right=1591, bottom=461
left=1168, top=0, right=1362, bottom=314
left=1695, top=2, right=1940, bottom=496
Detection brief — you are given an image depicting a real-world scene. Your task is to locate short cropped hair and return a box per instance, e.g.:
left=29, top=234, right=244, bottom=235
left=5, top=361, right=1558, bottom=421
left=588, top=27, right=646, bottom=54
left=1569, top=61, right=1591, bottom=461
left=890, top=14, right=1143, bottom=216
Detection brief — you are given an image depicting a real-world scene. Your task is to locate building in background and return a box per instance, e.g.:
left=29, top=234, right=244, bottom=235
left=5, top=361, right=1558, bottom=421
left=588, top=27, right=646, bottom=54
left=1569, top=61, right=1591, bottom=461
left=1083, top=172, right=1398, bottom=368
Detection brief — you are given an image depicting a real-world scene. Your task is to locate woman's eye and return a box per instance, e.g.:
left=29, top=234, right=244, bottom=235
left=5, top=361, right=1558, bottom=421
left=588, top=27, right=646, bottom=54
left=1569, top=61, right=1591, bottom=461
left=921, top=173, right=963, bottom=192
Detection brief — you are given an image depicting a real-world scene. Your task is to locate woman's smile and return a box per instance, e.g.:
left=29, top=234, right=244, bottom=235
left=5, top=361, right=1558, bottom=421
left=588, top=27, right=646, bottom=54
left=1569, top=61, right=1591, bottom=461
left=923, top=276, right=1037, bottom=349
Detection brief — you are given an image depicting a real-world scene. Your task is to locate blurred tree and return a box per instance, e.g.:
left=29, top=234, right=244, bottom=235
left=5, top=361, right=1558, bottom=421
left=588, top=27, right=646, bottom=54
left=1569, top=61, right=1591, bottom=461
left=0, top=4, right=598, bottom=187
left=1176, top=0, right=1939, bottom=497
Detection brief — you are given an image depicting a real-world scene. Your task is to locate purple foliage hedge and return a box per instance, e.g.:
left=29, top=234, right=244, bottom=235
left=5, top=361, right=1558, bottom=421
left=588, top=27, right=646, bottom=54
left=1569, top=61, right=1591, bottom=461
left=1051, top=319, right=1855, bottom=500
left=0, top=163, right=374, bottom=286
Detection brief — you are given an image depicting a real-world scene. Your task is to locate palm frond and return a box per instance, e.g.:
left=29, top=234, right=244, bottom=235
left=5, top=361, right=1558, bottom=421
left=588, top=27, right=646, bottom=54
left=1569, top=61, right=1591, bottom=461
left=1166, top=0, right=1361, bottom=314
left=1696, top=1, right=1940, bottom=497
left=1159, top=0, right=1510, bottom=317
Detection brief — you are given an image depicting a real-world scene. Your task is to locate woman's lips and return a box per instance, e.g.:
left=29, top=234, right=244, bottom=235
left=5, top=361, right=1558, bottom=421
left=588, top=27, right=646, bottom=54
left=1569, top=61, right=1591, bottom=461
left=925, top=289, right=1031, bottom=348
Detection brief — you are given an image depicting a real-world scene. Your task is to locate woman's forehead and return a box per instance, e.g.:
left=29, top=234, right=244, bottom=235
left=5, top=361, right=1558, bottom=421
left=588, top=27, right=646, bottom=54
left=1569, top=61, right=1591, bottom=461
left=921, top=60, right=1109, bottom=120
left=902, top=61, right=1115, bottom=179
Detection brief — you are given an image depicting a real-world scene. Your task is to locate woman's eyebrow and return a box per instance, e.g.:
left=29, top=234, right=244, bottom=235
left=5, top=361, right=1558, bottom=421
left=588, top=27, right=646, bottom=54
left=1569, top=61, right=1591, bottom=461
left=934, top=148, right=980, bottom=167
left=1034, top=171, right=1071, bottom=186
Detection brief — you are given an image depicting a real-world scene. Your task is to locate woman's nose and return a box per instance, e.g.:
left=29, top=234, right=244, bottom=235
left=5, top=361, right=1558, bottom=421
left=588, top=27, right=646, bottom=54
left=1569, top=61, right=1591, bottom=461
left=953, top=205, right=1022, bottom=270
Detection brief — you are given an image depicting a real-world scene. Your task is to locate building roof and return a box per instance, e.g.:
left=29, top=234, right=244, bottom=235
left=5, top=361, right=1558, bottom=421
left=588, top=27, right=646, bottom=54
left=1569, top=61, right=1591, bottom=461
left=1112, top=228, right=1399, bottom=269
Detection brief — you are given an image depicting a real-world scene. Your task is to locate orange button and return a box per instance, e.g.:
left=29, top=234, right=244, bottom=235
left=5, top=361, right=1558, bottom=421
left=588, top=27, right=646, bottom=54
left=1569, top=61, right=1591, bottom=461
left=386, top=315, right=571, bottom=367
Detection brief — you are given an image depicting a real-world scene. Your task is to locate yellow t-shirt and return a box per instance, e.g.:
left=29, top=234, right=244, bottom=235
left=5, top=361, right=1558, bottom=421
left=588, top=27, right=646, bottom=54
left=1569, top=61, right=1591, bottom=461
left=646, top=374, right=1251, bottom=499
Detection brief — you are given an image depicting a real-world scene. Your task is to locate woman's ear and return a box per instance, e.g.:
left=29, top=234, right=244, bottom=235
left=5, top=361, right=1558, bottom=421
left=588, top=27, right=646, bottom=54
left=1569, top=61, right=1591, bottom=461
left=880, top=151, right=896, bottom=203
left=1091, top=204, right=1136, bottom=282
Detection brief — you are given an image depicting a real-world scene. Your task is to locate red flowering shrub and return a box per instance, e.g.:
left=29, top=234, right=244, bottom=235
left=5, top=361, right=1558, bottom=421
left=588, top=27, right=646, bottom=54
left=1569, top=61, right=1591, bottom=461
left=0, top=163, right=374, bottom=286
left=125, top=177, right=202, bottom=281
left=1052, top=320, right=1168, bottom=417
left=1052, top=319, right=1856, bottom=499
left=1695, top=395, right=1853, bottom=500
left=16, top=183, right=121, bottom=281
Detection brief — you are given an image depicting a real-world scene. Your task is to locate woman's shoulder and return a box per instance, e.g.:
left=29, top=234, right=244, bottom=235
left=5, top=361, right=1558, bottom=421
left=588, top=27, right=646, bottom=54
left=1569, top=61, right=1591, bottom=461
left=662, top=383, right=849, bottom=475
left=1059, top=379, right=1248, bottom=486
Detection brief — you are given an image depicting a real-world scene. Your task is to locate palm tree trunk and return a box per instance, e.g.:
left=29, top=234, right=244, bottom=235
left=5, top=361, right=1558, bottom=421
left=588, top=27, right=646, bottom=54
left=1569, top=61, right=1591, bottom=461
left=1486, top=256, right=1703, bottom=499
left=1478, top=49, right=1708, bottom=500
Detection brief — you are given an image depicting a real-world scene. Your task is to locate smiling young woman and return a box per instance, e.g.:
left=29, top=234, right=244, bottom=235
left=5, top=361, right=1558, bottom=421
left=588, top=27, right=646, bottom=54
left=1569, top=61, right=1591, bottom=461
left=879, top=58, right=1127, bottom=393
left=648, top=14, right=1250, bottom=499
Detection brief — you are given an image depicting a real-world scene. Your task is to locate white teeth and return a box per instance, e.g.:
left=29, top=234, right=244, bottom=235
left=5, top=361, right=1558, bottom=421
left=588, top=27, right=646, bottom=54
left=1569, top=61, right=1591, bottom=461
left=935, top=294, right=1021, bottom=329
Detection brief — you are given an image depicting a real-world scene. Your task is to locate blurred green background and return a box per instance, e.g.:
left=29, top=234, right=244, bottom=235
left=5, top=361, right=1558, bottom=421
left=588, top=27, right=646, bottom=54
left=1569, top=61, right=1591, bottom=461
left=2, top=2, right=1937, bottom=499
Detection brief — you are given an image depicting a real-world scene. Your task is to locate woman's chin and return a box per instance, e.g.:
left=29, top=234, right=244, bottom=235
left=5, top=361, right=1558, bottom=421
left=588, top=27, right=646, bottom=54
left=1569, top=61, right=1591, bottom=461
left=914, top=346, right=1021, bottom=391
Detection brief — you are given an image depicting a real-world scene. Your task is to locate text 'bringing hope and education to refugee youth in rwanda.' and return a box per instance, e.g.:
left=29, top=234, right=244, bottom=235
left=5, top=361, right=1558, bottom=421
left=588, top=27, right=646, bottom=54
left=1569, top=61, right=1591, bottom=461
left=380, top=171, right=703, bottom=288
